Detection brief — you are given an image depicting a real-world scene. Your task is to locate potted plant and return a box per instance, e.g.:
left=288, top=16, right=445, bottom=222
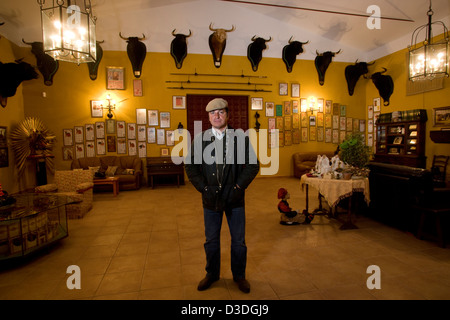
left=339, top=132, right=371, bottom=178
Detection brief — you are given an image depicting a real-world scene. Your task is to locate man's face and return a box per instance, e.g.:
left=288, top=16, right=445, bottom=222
left=208, top=109, right=228, bottom=131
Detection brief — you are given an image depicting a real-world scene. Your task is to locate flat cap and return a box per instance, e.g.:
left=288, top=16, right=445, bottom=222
left=206, top=98, right=228, bottom=112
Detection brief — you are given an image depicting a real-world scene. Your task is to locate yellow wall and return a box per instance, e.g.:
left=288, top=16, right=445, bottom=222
left=2, top=32, right=449, bottom=192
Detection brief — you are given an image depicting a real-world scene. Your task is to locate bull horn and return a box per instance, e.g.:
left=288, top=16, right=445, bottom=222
left=316, top=50, right=321, bottom=55
left=355, top=59, right=359, bottom=63
left=224, top=25, right=236, bottom=32
left=381, top=67, right=387, bottom=73
left=172, top=29, right=177, bottom=36
left=288, top=36, right=294, bottom=44
left=97, top=40, right=105, bottom=44
left=301, top=40, right=309, bottom=45
left=22, top=38, right=33, bottom=45
left=367, top=60, right=376, bottom=66
left=119, top=32, right=128, bottom=40
left=251, top=35, right=258, bottom=41
left=137, top=34, right=146, bottom=40
left=266, top=36, right=272, bottom=42
left=335, top=49, right=342, bottom=54
left=209, top=23, right=218, bottom=32
left=187, top=30, right=192, bottom=37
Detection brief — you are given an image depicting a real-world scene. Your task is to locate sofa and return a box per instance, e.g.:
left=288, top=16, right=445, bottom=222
left=71, top=156, right=142, bottom=191
left=293, top=151, right=335, bottom=178
left=35, top=170, right=94, bottom=219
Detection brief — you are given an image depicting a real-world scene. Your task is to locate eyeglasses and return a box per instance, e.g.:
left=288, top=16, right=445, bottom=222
left=209, top=110, right=227, bottom=116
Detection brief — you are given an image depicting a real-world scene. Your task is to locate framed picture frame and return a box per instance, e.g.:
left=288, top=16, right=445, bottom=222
left=137, top=125, right=146, bottom=141
left=166, top=130, right=174, bottom=146
left=148, top=110, right=159, bottom=126
left=75, top=144, right=85, bottom=159
left=325, top=100, right=332, bottom=114
left=128, top=140, right=137, bottom=156
left=74, top=126, right=84, bottom=143
left=265, top=102, right=275, bottom=117
left=157, top=128, right=165, bottom=145
left=90, top=100, right=103, bottom=118
left=106, top=66, right=125, bottom=90
left=107, top=136, right=116, bottom=152
left=0, top=126, right=6, bottom=145
left=138, top=142, right=147, bottom=158
left=116, top=121, right=126, bottom=138
left=373, top=97, right=381, bottom=112
left=291, top=83, right=300, bottom=98
left=86, top=141, right=95, bottom=157
left=105, top=119, right=116, bottom=134
left=133, top=79, right=143, bottom=96
left=117, top=138, right=127, bottom=154
left=95, top=122, right=105, bottom=139
left=62, top=146, right=73, bottom=161
left=63, top=129, right=73, bottom=146
left=160, top=112, right=171, bottom=128
left=96, top=139, right=106, bottom=155
left=127, top=123, right=136, bottom=140
left=160, top=147, right=170, bottom=157
left=136, top=108, right=147, bottom=125
left=251, top=97, right=263, bottom=110
left=85, top=124, right=95, bottom=141
left=0, top=147, right=9, bottom=168
left=147, top=127, right=156, bottom=143
left=173, top=96, right=186, bottom=109
left=433, top=106, right=450, bottom=127
left=279, top=82, right=288, bottom=96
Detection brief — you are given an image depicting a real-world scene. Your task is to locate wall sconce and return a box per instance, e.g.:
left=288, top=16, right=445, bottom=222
left=308, top=96, right=317, bottom=114
left=103, top=94, right=116, bottom=119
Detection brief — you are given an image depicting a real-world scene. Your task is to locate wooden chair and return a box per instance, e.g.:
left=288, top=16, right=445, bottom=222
left=431, top=155, right=449, bottom=188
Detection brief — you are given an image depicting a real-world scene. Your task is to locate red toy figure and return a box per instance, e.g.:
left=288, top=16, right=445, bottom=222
left=277, top=188, right=314, bottom=225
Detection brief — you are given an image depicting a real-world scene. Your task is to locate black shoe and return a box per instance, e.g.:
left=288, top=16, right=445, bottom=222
left=234, top=278, right=250, bottom=293
left=197, top=274, right=219, bottom=291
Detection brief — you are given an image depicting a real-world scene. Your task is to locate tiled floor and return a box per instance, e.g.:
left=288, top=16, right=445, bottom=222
left=1, top=177, right=449, bottom=300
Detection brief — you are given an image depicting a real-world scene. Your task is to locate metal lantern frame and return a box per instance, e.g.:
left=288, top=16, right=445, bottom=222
left=408, top=2, right=449, bottom=81
left=38, top=0, right=97, bottom=63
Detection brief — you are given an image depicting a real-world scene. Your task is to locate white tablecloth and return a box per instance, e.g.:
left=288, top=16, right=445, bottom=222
left=300, top=175, right=370, bottom=208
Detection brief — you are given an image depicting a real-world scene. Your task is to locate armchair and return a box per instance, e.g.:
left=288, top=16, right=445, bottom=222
left=35, top=170, right=94, bottom=219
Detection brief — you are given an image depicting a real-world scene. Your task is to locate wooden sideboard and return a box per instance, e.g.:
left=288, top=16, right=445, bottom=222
left=146, top=157, right=185, bottom=188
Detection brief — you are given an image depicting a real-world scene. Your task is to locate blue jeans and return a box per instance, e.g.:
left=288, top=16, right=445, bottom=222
left=203, top=206, right=247, bottom=280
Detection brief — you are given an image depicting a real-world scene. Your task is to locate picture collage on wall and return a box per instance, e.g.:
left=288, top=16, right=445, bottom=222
left=61, top=99, right=184, bottom=161
left=258, top=82, right=366, bottom=149
left=367, top=97, right=381, bottom=152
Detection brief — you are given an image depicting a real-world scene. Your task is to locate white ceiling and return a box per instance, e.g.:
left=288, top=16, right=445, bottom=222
left=0, top=0, right=449, bottom=63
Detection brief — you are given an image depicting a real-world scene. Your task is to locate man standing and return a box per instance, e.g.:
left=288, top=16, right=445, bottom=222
left=185, top=98, right=259, bottom=294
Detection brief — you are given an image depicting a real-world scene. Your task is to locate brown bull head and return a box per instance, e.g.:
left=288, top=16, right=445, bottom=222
left=208, top=23, right=235, bottom=68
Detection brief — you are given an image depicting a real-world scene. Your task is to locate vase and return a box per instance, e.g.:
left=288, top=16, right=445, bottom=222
left=343, top=172, right=352, bottom=180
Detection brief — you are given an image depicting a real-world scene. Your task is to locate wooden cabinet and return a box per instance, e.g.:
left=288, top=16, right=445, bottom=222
left=374, top=120, right=426, bottom=168
left=146, top=157, right=185, bottom=188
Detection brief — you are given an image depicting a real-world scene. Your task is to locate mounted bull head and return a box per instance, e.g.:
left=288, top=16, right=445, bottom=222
left=119, top=32, right=147, bottom=78
left=247, top=35, right=271, bottom=72
left=344, top=60, right=375, bottom=96
left=208, top=23, right=235, bottom=68
left=22, top=39, right=59, bottom=86
left=315, top=49, right=341, bottom=86
left=87, top=41, right=104, bottom=80
left=0, top=59, right=38, bottom=107
left=368, top=68, right=394, bottom=106
left=170, top=29, right=192, bottom=69
left=282, top=37, right=309, bottom=73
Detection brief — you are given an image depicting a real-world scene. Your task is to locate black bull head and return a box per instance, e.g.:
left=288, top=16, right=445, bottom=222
left=119, top=33, right=147, bottom=78
left=282, top=37, right=309, bottom=73
left=87, top=41, right=104, bottom=80
left=344, top=60, right=375, bottom=96
left=315, top=49, right=341, bottom=86
left=0, top=59, right=38, bottom=107
left=247, top=36, right=272, bottom=72
left=369, top=68, right=394, bottom=106
left=22, top=39, right=59, bottom=86
left=208, top=23, right=235, bottom=68
left=170, top=29, right=192, bottom=69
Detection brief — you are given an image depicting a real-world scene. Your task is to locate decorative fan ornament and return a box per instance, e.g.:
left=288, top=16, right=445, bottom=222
left=10, top=117, right=56, bottom=177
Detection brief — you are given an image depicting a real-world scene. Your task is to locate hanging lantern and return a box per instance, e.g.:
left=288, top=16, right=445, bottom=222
left=38, top=0, right=97, bottom=64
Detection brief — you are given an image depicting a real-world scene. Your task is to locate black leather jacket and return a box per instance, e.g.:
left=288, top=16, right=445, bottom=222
left=185, top=128, right=260, bottom=211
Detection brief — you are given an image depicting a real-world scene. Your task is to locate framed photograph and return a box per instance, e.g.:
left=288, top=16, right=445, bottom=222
left=106, top=66, right=125, bottom=90
left=292, top=100, right=299, bottom=114
left=62, top=146, right=73, bottom=161
left=373, top=97, right=381, bottom=112
left=96, top=139, right=106, bottom=155
left=107, top=136, right=116, bottom=152
left=433, top=106, right=450, bottom=127
left=138, top=142, right=147, bottom=158
left=325, top=100, right=332, bottom=114
left=133, top=79, right=143, bottom=96
left=291, top=83, right=300, bottom=98
left=136, top=108, right=147, bottom=125
left=265, top=102, right=275, bottom=117
left=74, top=126, right=84, bottom=143
left=292, top=114, right=299, bottom=129
left=160, top=112, right=171, bottom=128
left=393, top=136, right=403, bottom=144
left=340, top=105, right=347, bottom=117
left=300, top=98, right=307, bottom=112
left=279, top=82, right=288, bottom=96
left=127, top=123, right=136, bottom=140
left=317, top=127, right=324, bottom=142
left=325, top=128, right=332, bottom=143
left=90, top=100, right=103, bottom=118
left=95, top=122, right=105, bottom=139
left=117, top=138, right=127, bottom=154
left=276, top=117, right=284, bottom=131
left=251, top=97, right=263, bottom=110
left=147, top=127, right=156, bottom=143
left=75, top=144, right=85, bottom=159
left=309, top=116, right=316, bottom=127
left=368, top=105, right=374, bottom=119
left=128, top=140, right=137, bottom=156
left=116, top=121, right=126, bottom=138
left=105, top=119, right=116, bottom=134
left=276, top=104, right=283, bottom=116
left=301, top=127, right=308, bottom=142
left=0, top=147, right=9, bottom=168
left=166, top=130, right=174, bottom=146
left=317, top=99, right=324, bottom=112
left=284, top=115, right=292, bottom=131
left=268, top=118, right=276, bottom=131
left=160, top=148, right=170, bottom=157
left=137, top=125, right=146, bottom=141
left=85, top=141, right=95, bottom=157
left=157, top=129, right=165, bottom=145
left=148, top=110, right=159, bottom=126
left=284, top=131, right=292, bottom=146
left=292, top=129, right=300, bottom=144
left=85, top=124, right=95, bottom=141
left=0, top=126, right=6, bottom=145
left=173, top=96, right=186, bottom=109
left=63, top=129, right=73, bottom=146
left=283, top=101, right=291, bottom=115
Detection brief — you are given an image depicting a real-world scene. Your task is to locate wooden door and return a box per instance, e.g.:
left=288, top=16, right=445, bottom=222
left=186, top=94, right=249, bottom=140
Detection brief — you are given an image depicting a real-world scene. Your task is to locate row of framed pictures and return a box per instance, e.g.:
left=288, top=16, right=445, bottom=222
left=268, top=114, right=366, bottom=132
